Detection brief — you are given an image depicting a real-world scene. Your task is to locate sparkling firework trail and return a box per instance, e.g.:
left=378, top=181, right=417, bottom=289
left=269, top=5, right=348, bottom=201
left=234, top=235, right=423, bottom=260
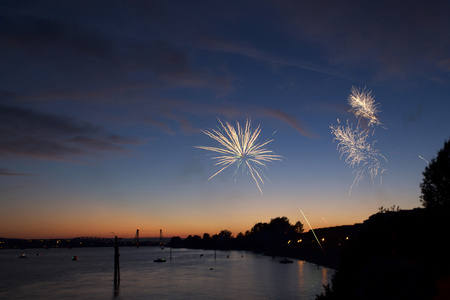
left=331, top=119, right=387, bottom=195
left=418, top=155, right=430, bottom=165
left=196, top=119, right=281, bottom=193
left=348, top=86, right=381, bottom=128
left=300, top=210, right=324, bottom=253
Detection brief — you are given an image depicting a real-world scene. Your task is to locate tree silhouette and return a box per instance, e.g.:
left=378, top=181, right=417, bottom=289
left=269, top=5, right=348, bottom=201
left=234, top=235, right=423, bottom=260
left=217, top=229, right=233, bottom=239
left=292, top=221, right=304, bottom=234
left=420, top=139, right=450, bottom=209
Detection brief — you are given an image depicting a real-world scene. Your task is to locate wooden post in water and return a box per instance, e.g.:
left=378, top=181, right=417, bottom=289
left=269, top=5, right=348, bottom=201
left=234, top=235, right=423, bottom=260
left=135, top=228, right=139, bottom=248
left=114, top=236, right=120, bottom=289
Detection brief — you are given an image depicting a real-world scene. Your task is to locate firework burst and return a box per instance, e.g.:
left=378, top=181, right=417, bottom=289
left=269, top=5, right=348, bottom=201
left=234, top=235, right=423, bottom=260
left=196, top=119, right=281, bottom=193
left=331, top=86, right=387, bottom=194
left=331, top=119, right=387, bottom=194
left=348, top=86, right=381, bottom=127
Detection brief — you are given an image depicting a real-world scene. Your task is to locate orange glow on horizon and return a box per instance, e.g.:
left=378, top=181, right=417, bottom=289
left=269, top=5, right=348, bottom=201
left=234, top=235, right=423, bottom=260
left=0, top=197, right=375, bottom=240
left=0, top=215, right=363, bottom=240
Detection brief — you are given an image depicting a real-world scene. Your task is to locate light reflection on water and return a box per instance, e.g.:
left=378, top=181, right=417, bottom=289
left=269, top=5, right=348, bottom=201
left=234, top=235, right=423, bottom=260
left=0, top=247, right=334, bottom=299
left=321, top=267, right=330, bottom=287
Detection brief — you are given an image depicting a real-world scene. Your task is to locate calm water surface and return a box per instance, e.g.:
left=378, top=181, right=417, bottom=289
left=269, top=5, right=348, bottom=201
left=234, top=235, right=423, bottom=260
left=0, top=247, right=334, bottom=299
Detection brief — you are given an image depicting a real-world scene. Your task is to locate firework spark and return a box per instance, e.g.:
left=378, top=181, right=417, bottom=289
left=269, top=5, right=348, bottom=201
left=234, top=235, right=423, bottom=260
left=418, top=155, right=430, bottom=165
left=196, top=119, right=281, bottom=193
left=348, top=86, right=381, bottom=127
left=300, top=210, right=324, bottom=253
left=331, top=119, right=387, bottom=194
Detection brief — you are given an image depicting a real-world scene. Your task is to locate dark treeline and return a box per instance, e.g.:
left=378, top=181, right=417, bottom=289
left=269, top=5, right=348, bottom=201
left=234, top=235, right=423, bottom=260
left=169, top=216, right=360, bottom=270
left=170, top=216, right=305, bottom=252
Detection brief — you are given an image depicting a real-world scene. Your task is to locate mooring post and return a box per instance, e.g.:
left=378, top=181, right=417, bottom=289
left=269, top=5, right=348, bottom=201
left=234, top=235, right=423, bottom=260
left=135, top=228, right=139, bottom=248
left=114, top=236, right=120, bottom=289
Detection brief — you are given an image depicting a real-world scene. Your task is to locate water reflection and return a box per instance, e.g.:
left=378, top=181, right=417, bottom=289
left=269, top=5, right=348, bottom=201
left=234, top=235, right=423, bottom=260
left=113, top=285, right=120, bottom=298
left=321, top=267, right=329, bottom=286
left=296, top=259, right=335, bottom=298
left=297, top=260, right=305, bottom=287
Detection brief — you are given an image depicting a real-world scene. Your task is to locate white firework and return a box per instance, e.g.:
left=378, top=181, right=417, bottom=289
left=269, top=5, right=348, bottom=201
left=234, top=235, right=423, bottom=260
left=196, top=119, right=281, bottom=193
left=348, top=86, right=381, bottom=127
left=331, top=119, right=387, bottom=194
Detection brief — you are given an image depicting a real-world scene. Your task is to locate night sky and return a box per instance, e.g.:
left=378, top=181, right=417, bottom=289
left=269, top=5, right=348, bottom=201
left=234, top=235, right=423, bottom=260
left=1, top=1, right=450, bottom=239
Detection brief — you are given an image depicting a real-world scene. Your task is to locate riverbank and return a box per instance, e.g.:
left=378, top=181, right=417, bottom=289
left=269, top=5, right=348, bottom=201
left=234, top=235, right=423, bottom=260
left=285, top=248, right=340, bottom=270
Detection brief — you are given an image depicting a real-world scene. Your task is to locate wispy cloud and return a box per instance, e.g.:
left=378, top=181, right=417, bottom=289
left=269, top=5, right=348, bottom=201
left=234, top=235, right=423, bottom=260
left=0, top=104, right=142, bottom=160
left=144, top=116, right=176, bottom=136
left=278, top=1, right=450, bottom=82
left=0, top=9, right=233, bottom=103
left=259, top=108, right=318, bottom=139
left=139, top=92, right=320, bottom=138
left=0, top=167, right=30, bottom=176
left=197, top=35, right=345, bottom=79
left=141, top=95, right=316, bottom=138
left=0, top=9, right=112, bottom=57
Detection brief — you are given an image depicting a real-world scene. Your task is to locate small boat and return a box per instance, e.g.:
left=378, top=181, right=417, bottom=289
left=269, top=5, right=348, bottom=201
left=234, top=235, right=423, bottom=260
left=153, top=258, right=166, bottom=263
left=279, top=258, right=293, bottom=264
left=19, top=254, right=27, bottom=258
left=72, top=256, right=78, bottom=261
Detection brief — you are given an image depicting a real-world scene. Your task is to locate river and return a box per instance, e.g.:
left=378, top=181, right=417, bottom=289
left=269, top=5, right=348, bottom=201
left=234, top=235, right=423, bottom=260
left=0, top=247, right=334, bottom=299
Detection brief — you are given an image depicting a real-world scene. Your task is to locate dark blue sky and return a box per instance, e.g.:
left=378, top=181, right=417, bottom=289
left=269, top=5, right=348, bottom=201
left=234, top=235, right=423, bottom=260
left=1, top=0, right=449, bottom=238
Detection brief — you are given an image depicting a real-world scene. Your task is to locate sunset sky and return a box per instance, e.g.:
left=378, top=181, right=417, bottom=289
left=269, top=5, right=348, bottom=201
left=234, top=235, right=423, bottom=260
left=1, top=1, right=450, bottom=239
